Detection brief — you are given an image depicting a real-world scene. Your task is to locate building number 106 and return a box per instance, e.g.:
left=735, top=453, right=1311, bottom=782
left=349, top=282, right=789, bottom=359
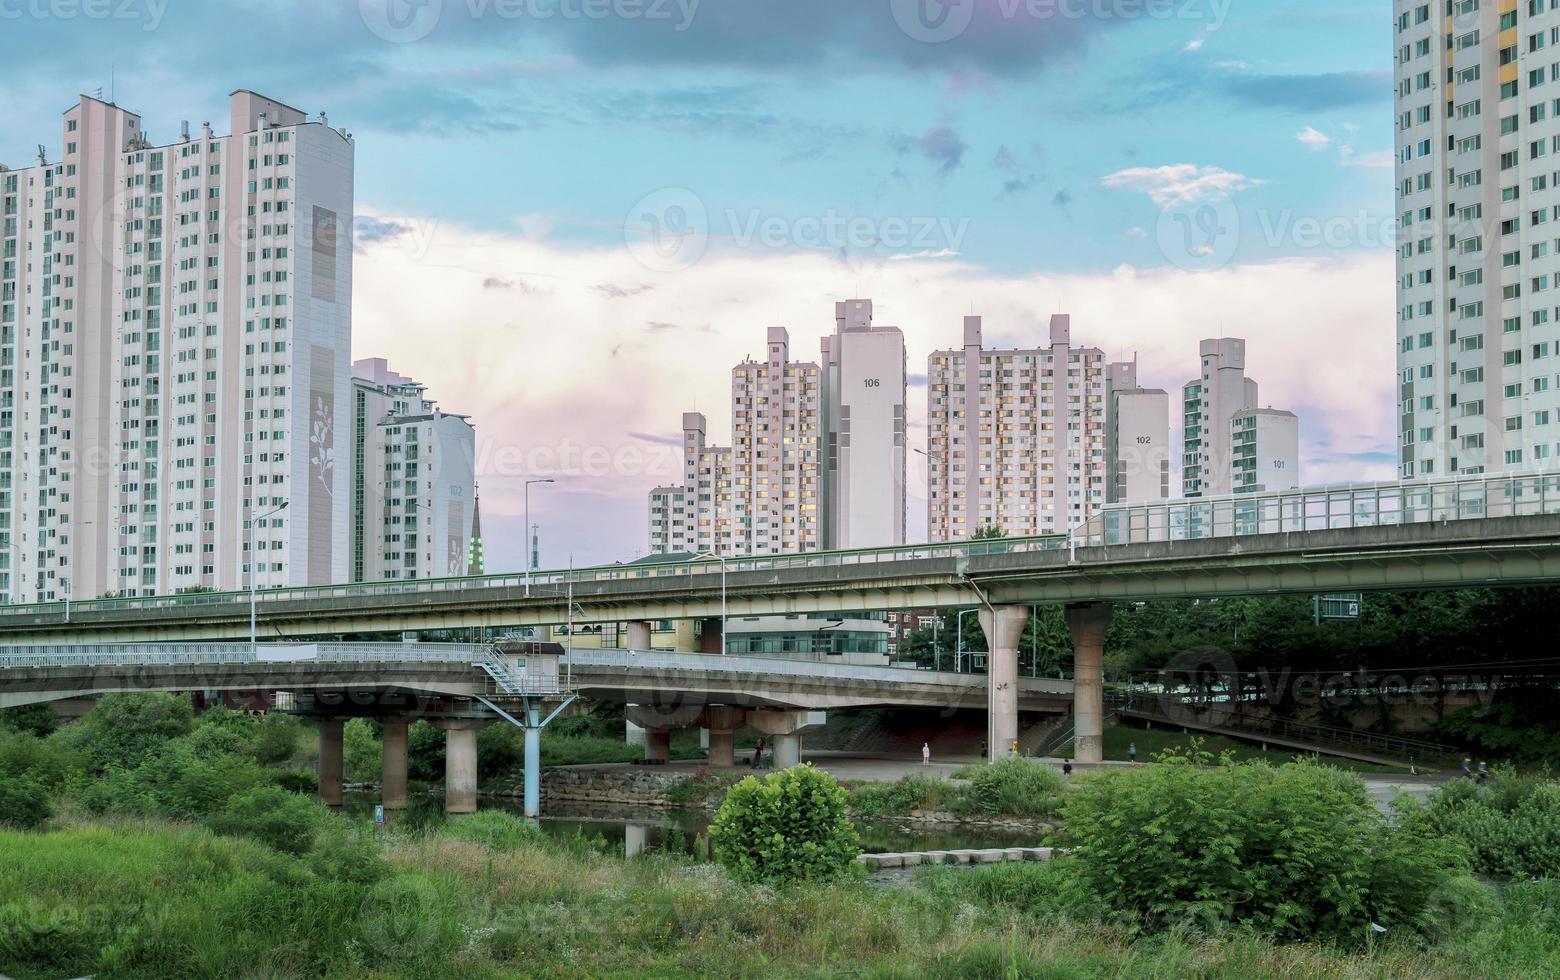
left=863, top=378, right=881, bottom=388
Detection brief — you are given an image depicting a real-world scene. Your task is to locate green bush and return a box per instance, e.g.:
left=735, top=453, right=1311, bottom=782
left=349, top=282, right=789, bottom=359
left=1398, top=775, right=1560, bottom=880
left=1061, top=755, right=1469, bottom=942
left=407, top=720, right=444, bottom=782
left=209, top=785, right=329, bottom=855
left=0, top=703, right=59, bottom=737
left=343, top=718, right=382, bottom=783
left=956, top=758, right=1066, bottom=819
left=442, top=810, right=542, bottom=851
left=0, top=731, right=85, bottom=793
left=0, top=775, right=53, bottom=830
left=270, top=768, right=319, bottom=794
left=252, top=714, right=303, bottom=766
left=848, top=775, right=954, bottom=817
left=55, top=692, right=194, bottom=770
left=709, top=764, right=861, bottom=884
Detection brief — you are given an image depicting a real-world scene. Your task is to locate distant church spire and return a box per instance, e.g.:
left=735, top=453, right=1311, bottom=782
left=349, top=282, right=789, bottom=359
left=468, top=492, right=485, bottom=576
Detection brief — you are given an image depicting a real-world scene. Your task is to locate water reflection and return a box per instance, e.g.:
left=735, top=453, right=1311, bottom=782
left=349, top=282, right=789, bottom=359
left=340, top=792, right=1045, bottom=858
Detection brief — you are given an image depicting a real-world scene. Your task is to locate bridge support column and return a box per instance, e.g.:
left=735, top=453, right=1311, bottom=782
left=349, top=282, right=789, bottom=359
left=381, top=717, right=409, bottom=810
left=317, top=718, right=344, bottom=808
left=644, top=729, right=671, bottom=763
left=979, top=605, right=1028, bottom=763
left=702, top=706, right=745, bottom=768
left=1065, top=602, right=1113, bottom=765
left=627, top=620, right=653, bottom=651
left=749, top=709, right=826, bottom=768
left=434, top=719, right=485, bottom=814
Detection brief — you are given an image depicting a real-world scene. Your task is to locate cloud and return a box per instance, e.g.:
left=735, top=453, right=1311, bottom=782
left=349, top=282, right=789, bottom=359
left=919, top=126, right=968, bottom=177
left=1223, top=70, right=1392, bottom=112
left=1052, top=190, right=1073, bottom=208
left=629, top=430, right=684, bottom=446
left=1184, top=37, right=1206, bottom=52
left=1101, top=164, right=1262, bottom=207
left=595, top=282, right=656, bottom=299
left=1296, top=126, right=1332, bottom=150
left=355, top=217, right=413, bottom=245
left=646, top=321, right=680, bottom=332
left=1341, top=149, right=1396, bottom=170
left=353, top=217, right=1394, bottom=565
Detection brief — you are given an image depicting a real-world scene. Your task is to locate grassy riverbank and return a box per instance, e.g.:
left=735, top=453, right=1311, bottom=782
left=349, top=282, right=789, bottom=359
left=2, top=813, right=1557, bottom=979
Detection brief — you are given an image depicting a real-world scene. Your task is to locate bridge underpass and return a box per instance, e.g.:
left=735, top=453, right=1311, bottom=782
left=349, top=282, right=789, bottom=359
left=3, top=473, right=1559, bottom=780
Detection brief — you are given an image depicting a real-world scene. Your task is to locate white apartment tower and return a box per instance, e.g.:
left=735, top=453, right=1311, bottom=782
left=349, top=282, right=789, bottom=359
left=351, top=358, right=476, bottom=582
left=820, top=298, right=907, bottom=549
left=0, top=91, right=353, bottom=603
left=1394, top=1, right=1560, bottom=476
left=648, top=327, right=821, bottom=556
left=926, top=314, right=1111, bottom=540
left=1182, top=338, right=1261, bottom=497
left=1231, top=407, right=1301, bottom=494
left=1105, top=360, right=1172, bottom=503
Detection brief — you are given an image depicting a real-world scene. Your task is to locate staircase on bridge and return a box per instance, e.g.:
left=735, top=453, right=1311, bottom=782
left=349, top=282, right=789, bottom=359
left=1104, top=690, right=1460, bottom=771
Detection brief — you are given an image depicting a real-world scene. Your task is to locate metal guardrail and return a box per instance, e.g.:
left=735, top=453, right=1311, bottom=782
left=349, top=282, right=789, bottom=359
left=1109, top=691, right=1461, bottom=763
left=0, top=643, right=1072, bottom=694
left=3, top=471, right=1556, bottom=620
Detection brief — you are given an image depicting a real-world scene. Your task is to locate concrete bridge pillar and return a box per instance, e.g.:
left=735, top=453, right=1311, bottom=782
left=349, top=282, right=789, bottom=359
left=749, top=709, right=826, bottom=768
left=627, top=620, right=653, bottom=651
left=644, top=728, right=671, bottom=763
left=434, top=719, right=486, bottom=814
left=1065, top=602, right=1113, bottom=765
left=316, top=718, right=344, bottom=808
left=381, top=716, right=409, bottom=810
left=702, top=706, right=745, bottom=768
left=979, top=605, right=1029, bottom=762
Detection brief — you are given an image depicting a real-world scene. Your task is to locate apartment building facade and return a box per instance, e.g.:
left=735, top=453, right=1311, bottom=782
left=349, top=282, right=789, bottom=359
left=925, top=314, right=1114, bottom=541
left=1394, top=0, right=1560, bottom=476
left=1182, top=338, right=1262, bottom=498
left=1104, top=360, right=1172, bottom=504
left=1231, top=407, right=1301, bottom=494
left=350, top=357, right=476, bottom=582
left=648, top=327, right=821, bottom=556
left=0, top=91, right=353, bottom=603
left=820, top=298, right=907, bottom=549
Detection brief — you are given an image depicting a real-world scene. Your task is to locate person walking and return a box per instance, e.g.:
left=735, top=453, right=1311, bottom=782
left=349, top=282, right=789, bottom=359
left=1062, top=759, right=1073, bottom=781
left=1462, top=757, right=1473, bottom=779
left=922, top=742, right=931, bottom=767
left=1129, top=742, right=1138, bottom=764
left=1476, top=761, right=1490, bottom=785
left=752, top=738, right=766, bottom=770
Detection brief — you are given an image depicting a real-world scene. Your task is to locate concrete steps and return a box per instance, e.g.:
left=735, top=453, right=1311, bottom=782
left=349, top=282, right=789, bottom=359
left=857, top=847, right=1056, bottom=869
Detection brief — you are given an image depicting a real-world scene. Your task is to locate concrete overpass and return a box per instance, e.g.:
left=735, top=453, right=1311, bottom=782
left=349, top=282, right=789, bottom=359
left=4, top=472, right=1559, bottom=772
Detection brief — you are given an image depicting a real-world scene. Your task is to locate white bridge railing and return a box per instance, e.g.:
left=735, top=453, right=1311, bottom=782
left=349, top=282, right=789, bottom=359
left=2, top=472, right=1555, bottom=620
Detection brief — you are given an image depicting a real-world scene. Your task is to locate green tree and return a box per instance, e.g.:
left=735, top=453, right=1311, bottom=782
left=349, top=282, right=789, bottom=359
left=709, top=764, right=861, bottom=884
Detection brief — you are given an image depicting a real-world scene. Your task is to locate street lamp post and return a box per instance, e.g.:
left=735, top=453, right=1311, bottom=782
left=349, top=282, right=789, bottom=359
left=523, top=479, right=556, bottom=597
left=250, top=501, right=288, bottom=652
left=694, top=552, right=728, bottom=655
left=956, top=608, right=978, bottom=673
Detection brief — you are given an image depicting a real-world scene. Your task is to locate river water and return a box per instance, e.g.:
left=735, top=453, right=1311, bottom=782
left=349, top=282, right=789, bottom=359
left=341, top=792, right=1044, bottom=858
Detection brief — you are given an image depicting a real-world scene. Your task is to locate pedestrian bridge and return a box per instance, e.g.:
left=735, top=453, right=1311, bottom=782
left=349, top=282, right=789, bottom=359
left=0, top=642, right=1074, bottom=714
left=0, top=473, right=1557, bottom=643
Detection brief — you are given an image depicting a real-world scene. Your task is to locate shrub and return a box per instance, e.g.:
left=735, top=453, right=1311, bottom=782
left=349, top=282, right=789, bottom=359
left=709, top=764, right=861, bottom=884
left=252, top=714, right=303, bottom=766
left=407, top=721, right=444, bottom=783
left=1061, top=755, right=1466, bottom=942
left=0, top=775, right=53, bottom=830
left=209, top=785, right=329, bottom=855
left=0, top=731, right=85, bottom=793
left=442, top=810, right=542, bottom=851
left=848, top=775, right=954, bottom=817
left=270, top=768, right=319, bottom=794
left=956, top=758, right=1065, bottom=819
left=343, top=718, right=382, bottom=783
left=56, top=692, right=193, bottom=770
left=0, top=703, right=59, bottom=737
left=1398, top=775, right=1560, bottom=880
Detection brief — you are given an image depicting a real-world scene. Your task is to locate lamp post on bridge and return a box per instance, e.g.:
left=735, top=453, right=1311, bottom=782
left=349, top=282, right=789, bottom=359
left=250, top=501, right=288, bottom=654
left=694, top=552, right=728, bottom=656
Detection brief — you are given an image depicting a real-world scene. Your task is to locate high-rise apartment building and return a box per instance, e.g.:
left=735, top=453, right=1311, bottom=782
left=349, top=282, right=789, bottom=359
left=0, top=91, right=354, bottom=603
left=1105, top=360, right=1171, bottom=503
left=820, top=298, right=906, bottom=549
left=925, top=314, right=1113, bottom=540
left=648, top=327, right=821, bottom=556
left=350, top=358, right=476, bottom=582
left=1182, top=338, right=1261, bottom=497
left=1394, top=2, right=1560, bottom=475
left=1230, top=407, right=1300, bottom=494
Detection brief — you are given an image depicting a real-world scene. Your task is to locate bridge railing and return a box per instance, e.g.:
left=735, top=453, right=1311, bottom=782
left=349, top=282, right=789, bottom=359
left=5, top=471, right=1557, bottom=621
left=1072, top=471, right=1560, bottom=547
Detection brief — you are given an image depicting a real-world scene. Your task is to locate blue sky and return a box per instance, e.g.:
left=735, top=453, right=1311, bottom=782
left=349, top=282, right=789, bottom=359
left=0, top=0, right=1401, bottom=568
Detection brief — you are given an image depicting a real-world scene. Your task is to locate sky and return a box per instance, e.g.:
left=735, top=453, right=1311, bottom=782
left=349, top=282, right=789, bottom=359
left=0, top=0, right=1398, bottom=570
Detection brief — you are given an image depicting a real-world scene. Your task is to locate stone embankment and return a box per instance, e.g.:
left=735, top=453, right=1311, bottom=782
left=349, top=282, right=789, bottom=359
left=857, top=847, right=1057, bottom=870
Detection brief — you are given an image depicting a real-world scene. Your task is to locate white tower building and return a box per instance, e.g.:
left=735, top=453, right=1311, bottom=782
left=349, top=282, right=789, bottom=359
left=821, top=298, right=906, bottom=549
